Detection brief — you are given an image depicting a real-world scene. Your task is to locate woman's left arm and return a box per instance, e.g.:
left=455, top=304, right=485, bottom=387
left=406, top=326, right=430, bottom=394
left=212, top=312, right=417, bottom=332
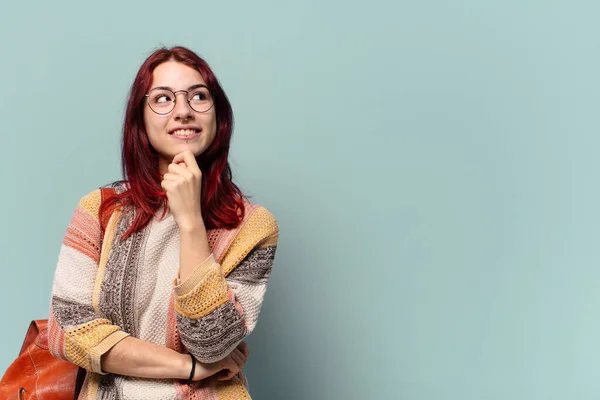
left=173, top=208, right=279, bottom=363
left=161, top=151, right=279, bottom=364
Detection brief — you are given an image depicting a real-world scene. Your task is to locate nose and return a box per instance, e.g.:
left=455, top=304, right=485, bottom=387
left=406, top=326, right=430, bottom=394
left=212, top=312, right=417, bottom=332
left=172, top=91, right=194, bottom=121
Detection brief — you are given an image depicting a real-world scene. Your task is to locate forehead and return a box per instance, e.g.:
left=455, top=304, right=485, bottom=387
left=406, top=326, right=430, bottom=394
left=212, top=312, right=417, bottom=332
left=151, top=61, right=206, bottom=88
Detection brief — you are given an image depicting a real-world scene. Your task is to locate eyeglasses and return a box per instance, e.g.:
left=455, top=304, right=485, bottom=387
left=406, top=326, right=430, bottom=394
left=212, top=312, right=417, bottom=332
left=145, top=84, right=214, bottom=115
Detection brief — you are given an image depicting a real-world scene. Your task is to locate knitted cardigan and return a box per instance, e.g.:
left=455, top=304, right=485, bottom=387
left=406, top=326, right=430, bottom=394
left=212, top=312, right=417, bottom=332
left=48, top=186, right=279, bottom=399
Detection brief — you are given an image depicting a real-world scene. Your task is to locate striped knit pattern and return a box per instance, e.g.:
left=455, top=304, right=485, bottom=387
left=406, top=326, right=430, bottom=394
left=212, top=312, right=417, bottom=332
left=48, top=187, right=278, bottom=399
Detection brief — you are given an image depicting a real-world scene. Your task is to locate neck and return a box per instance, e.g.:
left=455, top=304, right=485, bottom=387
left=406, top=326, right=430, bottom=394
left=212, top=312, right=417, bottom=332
left=158, top=157, right=170, bottom=176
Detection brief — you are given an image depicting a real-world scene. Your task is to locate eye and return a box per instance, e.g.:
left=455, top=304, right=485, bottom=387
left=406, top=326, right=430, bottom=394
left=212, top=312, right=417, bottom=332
left=155, top=94, right=172, bottom=103
left=191, top=92, right=207, bottom=101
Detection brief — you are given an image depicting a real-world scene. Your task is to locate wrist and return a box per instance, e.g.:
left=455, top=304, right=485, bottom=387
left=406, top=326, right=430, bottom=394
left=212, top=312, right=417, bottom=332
left=177, top=352, right=193, bottom=380
left=194, top=360, right=220, bottom=381
left=186, top=354, right=196, bottom=385
left=177, top=214, right=206, bottom=234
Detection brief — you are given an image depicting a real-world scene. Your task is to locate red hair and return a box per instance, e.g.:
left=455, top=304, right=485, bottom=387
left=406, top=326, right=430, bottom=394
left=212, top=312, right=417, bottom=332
left=100, top=46, right=246, bottom=238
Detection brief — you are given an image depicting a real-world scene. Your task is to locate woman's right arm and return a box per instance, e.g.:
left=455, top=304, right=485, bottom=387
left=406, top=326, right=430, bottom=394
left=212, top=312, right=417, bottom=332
left=48, top=189, right=129, bottom=374
left=101, top=337, right=248, bottom=381
left=48, top=190, right=242, bottom=381
left=101, top=336, right=206, bottom=380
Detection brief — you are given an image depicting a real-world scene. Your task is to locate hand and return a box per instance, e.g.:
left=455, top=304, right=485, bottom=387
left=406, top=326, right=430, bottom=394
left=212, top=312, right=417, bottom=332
left=160, top=151, right=204, bottom=231
left=216, top=342, right=250, bottom=381
left=191, top=342, right=250, bottom=382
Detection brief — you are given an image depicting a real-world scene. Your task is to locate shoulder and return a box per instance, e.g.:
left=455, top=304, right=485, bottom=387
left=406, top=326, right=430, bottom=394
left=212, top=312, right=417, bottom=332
left=77, top=188, right=103, bottom=216
left=75, top=183, right=123, bottom=218
left=242, top=201, right=279, bottom=236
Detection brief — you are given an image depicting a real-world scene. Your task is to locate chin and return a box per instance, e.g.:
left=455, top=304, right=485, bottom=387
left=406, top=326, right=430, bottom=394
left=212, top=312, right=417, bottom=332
left=185, top=148, right=207, bottom=159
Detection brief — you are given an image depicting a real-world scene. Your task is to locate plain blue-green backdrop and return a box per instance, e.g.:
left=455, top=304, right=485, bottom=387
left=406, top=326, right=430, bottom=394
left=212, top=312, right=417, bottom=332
left=1, top=1, right=600, bottom=399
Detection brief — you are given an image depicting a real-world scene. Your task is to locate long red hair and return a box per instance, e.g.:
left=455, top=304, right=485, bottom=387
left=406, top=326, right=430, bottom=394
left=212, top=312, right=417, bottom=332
left=100, top=46, right=246, bottom=238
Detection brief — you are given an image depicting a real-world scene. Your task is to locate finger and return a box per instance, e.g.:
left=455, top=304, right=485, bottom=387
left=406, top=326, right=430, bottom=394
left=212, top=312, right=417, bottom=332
left=234, top=347, right=247, bottom=365
left=167, top=162, right=194, bottom=178
left=172, top=150, right=195, bottom=166
left=219, top=356, right=237, bottom=373
left=218, top=370, right=236, bottom=381
left=231, top=349, right=245, bottom=369
left=237, top=342, right=249, bottom=359
left=162, top=173, right=184, bottom=182
left=160, top=180, right=173, bottom=192
left=160, top=177, right=181, bottom=191
left=173, top=151, right=200, bottom=174
left=224, top=358, right=240, bottom=378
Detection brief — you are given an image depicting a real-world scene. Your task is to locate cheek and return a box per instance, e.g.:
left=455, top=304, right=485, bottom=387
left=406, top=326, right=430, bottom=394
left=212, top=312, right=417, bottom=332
left=144, top=112, right=166, bottom=136
left=209, top=111, right=217, bottom=131
left=211, top=117, right=217, bottom=134
left=143, top=109, right=153, bottom=134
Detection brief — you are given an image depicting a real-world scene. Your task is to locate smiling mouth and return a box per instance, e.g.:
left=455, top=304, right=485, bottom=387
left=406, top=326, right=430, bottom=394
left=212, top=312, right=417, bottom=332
left=170, top=129, right=200, bottom=138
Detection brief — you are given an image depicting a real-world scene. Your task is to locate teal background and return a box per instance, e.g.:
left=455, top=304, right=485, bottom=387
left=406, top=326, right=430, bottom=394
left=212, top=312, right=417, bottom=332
left=1, top=1, right=599, bottom=399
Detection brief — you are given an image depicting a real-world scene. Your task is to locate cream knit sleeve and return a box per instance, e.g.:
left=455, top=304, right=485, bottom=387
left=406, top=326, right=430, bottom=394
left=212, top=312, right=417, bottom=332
left=47, top=190, right=129, bottom=374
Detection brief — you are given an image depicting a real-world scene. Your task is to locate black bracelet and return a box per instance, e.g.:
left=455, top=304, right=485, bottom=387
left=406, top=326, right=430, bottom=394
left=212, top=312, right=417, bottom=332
left=186, top=354, right=196, bottom=385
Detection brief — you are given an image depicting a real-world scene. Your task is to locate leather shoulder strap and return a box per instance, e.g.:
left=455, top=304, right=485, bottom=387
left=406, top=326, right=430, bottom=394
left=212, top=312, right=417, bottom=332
left=73, top=368, right=86, bottom=400
left=18, top=321, right=39, bottom=356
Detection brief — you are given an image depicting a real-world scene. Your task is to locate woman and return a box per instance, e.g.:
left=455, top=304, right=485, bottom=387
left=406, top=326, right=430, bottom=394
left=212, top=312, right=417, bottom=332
left=48, top=46, right=279, bottom=399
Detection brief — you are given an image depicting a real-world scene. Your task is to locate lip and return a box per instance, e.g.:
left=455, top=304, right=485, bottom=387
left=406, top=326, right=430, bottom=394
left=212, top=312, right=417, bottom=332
left=171, top=132, right=201, bottom=140
left=168, top=126, right=201, bottom=135
left=169, top=127, right=202, bottom=140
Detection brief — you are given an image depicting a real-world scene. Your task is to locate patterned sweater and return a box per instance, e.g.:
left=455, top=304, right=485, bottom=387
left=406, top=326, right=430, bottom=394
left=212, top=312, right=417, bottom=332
left=48, top=186, right=278, bottom=400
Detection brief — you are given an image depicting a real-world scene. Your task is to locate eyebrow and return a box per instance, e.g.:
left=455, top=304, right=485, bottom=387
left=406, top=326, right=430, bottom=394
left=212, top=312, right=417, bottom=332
left=151, top=83, right=208, bottom=91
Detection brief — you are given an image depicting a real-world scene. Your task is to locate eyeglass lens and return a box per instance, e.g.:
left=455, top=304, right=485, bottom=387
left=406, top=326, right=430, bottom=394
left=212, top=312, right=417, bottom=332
left=147, top=87, right=214, bottom=114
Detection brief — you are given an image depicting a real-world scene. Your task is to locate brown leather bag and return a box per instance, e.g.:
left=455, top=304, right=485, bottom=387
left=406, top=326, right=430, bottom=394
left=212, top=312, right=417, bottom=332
left=1, top=188, right=117, bottom=399
left=0, top=320, right=85, bottom=400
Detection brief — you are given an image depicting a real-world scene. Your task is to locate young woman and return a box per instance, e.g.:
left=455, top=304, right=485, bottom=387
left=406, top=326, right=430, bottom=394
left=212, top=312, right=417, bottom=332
left=48, top=46, right=279, bottom=399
